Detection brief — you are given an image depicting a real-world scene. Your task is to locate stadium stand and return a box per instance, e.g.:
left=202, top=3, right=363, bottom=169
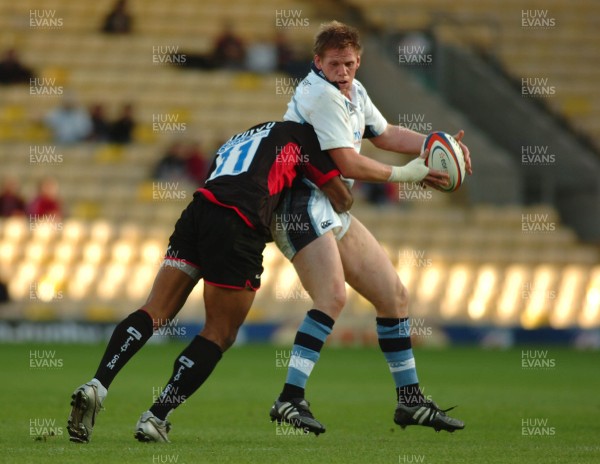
left=344, top=0, right=600, bottom=152
left=0, top=0, right=598, bottom=337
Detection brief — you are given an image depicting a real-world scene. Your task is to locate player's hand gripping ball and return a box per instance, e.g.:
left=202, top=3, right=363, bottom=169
left=422, top=132, right=466, bottom=192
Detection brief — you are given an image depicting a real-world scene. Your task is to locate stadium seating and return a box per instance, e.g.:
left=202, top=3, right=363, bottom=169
left=345, top=0, right=600, bottom=152
left=0, top=0, right=598, bottom=333
left=1, top=202, right=599, bottom=329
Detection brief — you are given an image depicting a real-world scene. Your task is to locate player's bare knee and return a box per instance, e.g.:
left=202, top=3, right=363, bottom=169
left=220, top=334, right=237, bottom=351
left=317, top=283, right=345, bottom=319
left=398, top=282, right=409, bottom=308
left=201, top=326, right=239, bottom=352
left=374, top=280, right=409, bottom=318
left=140, top=305, right=168, bottom=324
left=332, top=284, right=346, bottom=314
left=393, top=282, right=410, bottom=318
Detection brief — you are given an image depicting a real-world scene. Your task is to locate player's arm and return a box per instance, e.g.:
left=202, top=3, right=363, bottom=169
left=370, top=124, right=473, bottom=175
left=300, top=149, right=353, bottom=213
left=320, top=176, right=353, bottom=213
left=301, top=161, right=353, bottom=213
left=328, top=146, right=449, bottom=187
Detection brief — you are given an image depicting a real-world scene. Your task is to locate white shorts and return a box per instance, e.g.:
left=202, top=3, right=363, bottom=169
left=271, top=178, right=352, bottom=261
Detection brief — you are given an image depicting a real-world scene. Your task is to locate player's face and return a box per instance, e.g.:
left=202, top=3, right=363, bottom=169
left=314, top=47, right=360, bottom=98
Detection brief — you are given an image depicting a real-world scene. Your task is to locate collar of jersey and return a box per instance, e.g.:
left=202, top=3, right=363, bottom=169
left=310, top=62, right=358, bottom=110
left=310, top=62, right=339, bottom=90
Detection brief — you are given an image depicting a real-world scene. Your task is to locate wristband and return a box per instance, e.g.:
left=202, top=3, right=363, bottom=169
left=387, top=158, right=429, bottom=183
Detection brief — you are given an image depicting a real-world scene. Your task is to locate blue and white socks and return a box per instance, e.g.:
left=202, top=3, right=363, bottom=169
left=377, top=317, right=425, bottom=405
left=280, top=309, right=334, bottom=401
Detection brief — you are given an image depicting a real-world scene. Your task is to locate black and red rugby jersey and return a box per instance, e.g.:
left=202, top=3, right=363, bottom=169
left=197, top=121, right=340, bottom=234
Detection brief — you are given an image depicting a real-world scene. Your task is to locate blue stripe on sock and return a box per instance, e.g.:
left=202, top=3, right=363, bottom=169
left=286, top=368, right=306, bottom=388
left=391, top=363, right=419, bottom=387
left=290, top=345, right=320, bottom=363
left=398, top=319, right=411, bottom=337
left=377, top=318, right=419, bottom=388
left=377, top=322, right=402, bottom=339
left=382, top=349, right=414, bottom=364
left=284, top=312, right=332, bottom=389
left=298, top=316, right=332, bottom=342
left=377, top=320, right=411, bottom=339
left=285, top=346, right=319, bottom=388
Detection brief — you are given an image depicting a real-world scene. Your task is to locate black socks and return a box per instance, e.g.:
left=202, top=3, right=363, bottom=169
left=150, top=335, right=223, bottom=420
left=94, top=309, right=154, bottom=388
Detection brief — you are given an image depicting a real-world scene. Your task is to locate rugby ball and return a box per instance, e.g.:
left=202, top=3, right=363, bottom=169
left=422, top=132, right=465, bottom=192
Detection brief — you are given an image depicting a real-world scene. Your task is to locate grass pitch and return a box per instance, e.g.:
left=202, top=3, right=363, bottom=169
left=1, top=343, right=598, bottom=463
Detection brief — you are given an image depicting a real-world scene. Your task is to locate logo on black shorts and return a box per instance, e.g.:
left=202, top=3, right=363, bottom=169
left=321, top=220, right=333, bottom=229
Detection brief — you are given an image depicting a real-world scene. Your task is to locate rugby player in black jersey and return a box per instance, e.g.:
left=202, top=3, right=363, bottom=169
left=67, top=121, right=352, bottom=443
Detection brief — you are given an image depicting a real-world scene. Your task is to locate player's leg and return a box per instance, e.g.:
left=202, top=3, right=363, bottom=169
left=135, top=284, right=255, bottom=442
left=68, top=198, right=203, bottom=443
left=271, top=231, right=344, bottom=435
left=337, top=217, right=464, bottom=432
left=292, top=231, right=346, bottom=319
left=269, top=187, right=346, bottom=435
left=67, top=265, right=197, bottom=443
left=95, top=264, right=198, bottom=388
left=337, top=218, right=421, bottom=397
left=336, top=216, right=408, bottom=316
left=135, top=195, right=268, bottom=442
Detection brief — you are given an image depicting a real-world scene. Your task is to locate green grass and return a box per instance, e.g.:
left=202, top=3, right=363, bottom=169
left=1, top=343, right=598, bottom=464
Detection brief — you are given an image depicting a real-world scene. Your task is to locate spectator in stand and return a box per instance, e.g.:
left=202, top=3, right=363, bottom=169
left=245, top=38, right=277, bottom=74
left=0, top=276, right=8, bottom=304
left=185, top=141, right=209, bottom=186
left=27, top=177, right=63, bottom=222
left=274, top=31, right=309, bottom=79
left=88, top=103, right=111, bottom=142
left=102, top=0, right=133, bottom=34
left=109, top=102, right=136, bottom=144
left=363, top=182, right=389, bottom=206
left=0, top=176, right=26, bottom=217
left=44, top=95, right=92, bottom=144
left=212, top=22, right=246, bottom=70
left=0, top=48, right=34, bottom=85
left=153, top=142, right=189, bottom=181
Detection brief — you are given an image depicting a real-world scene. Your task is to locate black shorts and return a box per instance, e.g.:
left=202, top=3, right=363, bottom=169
left=164, top=194, right=267, bottom=290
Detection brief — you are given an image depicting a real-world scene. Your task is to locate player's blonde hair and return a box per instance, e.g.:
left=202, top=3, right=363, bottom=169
left=313, top=20, right=362, bottom=57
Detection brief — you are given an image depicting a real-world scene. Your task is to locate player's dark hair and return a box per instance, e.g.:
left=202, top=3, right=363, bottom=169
left=313, top=20, right=362, bottom=57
